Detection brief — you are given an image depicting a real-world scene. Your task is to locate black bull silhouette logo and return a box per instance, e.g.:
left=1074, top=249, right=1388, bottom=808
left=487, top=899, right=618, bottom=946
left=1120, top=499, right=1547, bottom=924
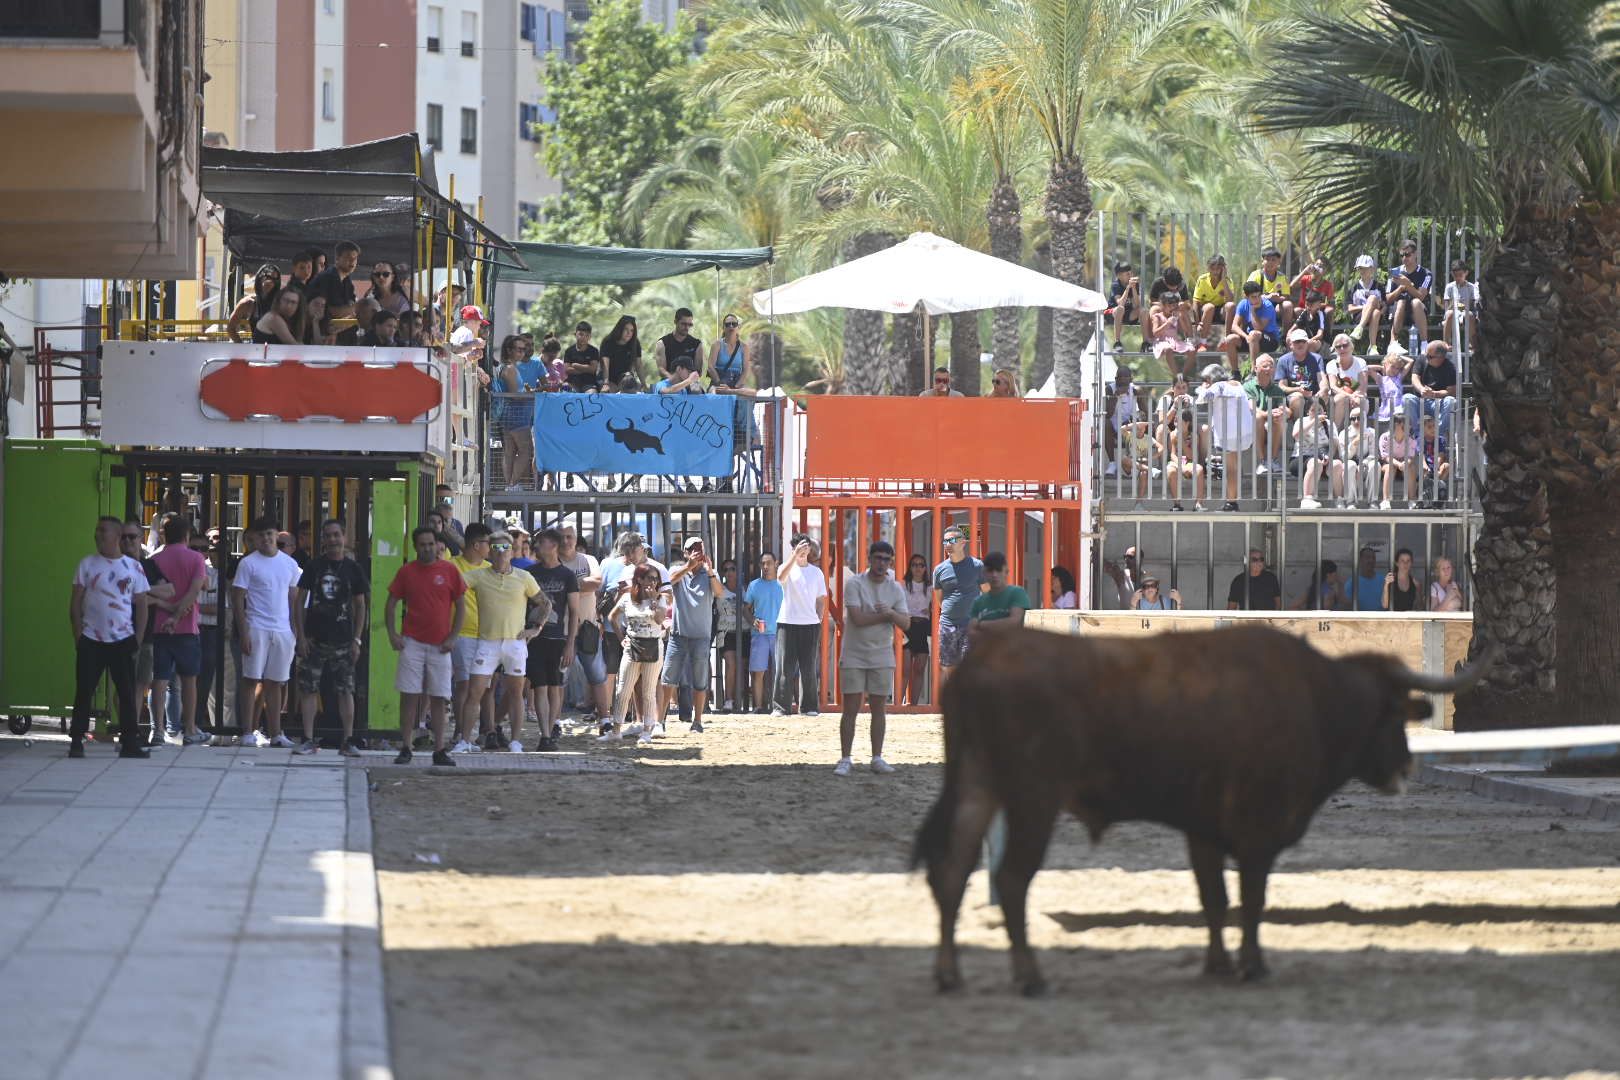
left=606, top=416, right=666, bottom=455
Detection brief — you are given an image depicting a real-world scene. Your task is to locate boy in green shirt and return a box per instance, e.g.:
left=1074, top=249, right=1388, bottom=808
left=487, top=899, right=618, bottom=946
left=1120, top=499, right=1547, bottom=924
left=969, top=552, right=1031, bottom=633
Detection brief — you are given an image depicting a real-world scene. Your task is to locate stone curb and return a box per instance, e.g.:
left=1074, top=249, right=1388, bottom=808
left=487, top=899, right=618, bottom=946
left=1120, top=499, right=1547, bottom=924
left=344, top=766, right=394, bottom=1080
left=1417, top=764, right=1620, bottom=823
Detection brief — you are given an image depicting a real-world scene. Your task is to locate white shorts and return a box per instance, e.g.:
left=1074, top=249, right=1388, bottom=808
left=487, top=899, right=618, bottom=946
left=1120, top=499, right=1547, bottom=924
left=471, top=638, right=528, bottom=678
left=452, top=636, right=480, bottom=682
left=395, top=637, right=453, bottom=699
left=241, top=626, right=294, bottom=683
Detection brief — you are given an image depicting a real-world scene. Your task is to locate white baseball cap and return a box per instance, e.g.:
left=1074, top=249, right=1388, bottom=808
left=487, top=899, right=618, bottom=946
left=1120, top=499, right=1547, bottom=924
left=1354, top=254, right=1376, bottom=269
left=1287, top=328, right=1311, bottom=343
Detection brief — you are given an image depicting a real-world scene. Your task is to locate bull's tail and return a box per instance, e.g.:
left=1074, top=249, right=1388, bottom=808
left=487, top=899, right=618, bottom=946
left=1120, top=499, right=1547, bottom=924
left=910, top=658, right=976, bottom=874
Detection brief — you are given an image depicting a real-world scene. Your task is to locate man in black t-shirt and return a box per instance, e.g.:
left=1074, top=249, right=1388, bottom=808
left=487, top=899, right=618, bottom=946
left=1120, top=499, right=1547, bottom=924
left=525, top=528, right=579, bottom=751
left=122, top=521, right=176, bottom=747
left=563, top=321, right=602, bottom=391
left=653, top=307, right=703, bottom=379
left=1226, top=548, right=1282, bottom=611
left=292, top=520, right=370, bottom=755
left=1405, top=337, right=1458, bottom=441
left=306, top=240, right=362, bottom=344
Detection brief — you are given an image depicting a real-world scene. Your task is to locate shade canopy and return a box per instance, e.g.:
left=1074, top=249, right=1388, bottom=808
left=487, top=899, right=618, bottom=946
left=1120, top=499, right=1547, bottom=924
left=751, top=232, right=1107, bottom=316
left=499, top=241, right=774, bottom=286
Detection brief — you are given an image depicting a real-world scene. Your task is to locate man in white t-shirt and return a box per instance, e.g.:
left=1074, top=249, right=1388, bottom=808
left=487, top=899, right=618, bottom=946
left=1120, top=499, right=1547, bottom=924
left=835, top=541, right=909, bottom=776
left=231, top=516, right=304, bottom=748
left=68, top=515, right=153, bottom=759
left=558, top=524, right=610, bottom=726
left=773, top=534, right=828, bottom=716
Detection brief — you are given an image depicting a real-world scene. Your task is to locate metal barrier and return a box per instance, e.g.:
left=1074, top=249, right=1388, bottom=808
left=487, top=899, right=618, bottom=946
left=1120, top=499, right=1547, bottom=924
left=33, top=324, right=110, bottom=438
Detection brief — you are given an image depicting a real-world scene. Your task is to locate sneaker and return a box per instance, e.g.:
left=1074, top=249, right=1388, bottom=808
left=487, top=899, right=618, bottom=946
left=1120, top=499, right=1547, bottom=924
left=504, top=484, right=522, bottom=492
left=68, top=740, right=85, bottom=759
left=1298, top=496, right=1321, bottom=510
left=689, top=719, right=704, bottom=733
left=637, top=732, right=654, bottom=747
left=1271, top=458, right=1285, bottom=474
left=538, top=736, right=560, bottom=752
left=804, top=709, right=820, bottom=718
left=721, top=699, right=734, bottom=712
left=1407, top=499, right=1418, bottom=510
left=596, top=731, right=622, bottom=743
left=769, top=707, right=787, bottom=717
left=622, top=722, right=644, bottom=737
left=1222, top=501, right=1240, bottom=512
left=183, top=730, right=211, bottom=747
left=1111, top=339, right=1123, bottom=353
left=1255, top=461, right=1270, bottom=476
left=508, top=740, right=524, bottom=754
left=1193, top=501, right=1205, bottom=512
left=432, top=749, right=456, bottom=767
left=1349, top=324, right=1365, bottom=344
left=118, top=745, right=151, bottom=760
left=525, top=708, right=538, bottom=727
left=270, top=733, right=296, bottom=749
left=340, top=741, right=362, bottom=758
left=241, top=730, right=268, bottom=748
left=651, top=723, right=667, bottom=738
left=481, top=730, right=501, bottom=751
left=870, top=756, right=896, bottom=775
left=1378, top=499, right=1392, bottom=510
left=1104, top=461, right=1118, bottom=478
left=393, top=748, right=413, bottom=765
left=293, top=739, right=319, bottom=755
left=599, top=719, right=614, bottom=736
left=451, top=739, right=475, bottom=754
left=833, top=757, right=852, bottom=777
left=1170, top=502, right=1184, bottom=512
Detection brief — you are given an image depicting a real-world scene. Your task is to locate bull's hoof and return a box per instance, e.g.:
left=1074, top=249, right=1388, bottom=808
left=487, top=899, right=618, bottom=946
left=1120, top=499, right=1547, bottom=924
left=1017, top=977, right=1049, bottom=999
left=935, top=970, right=964, bottom=994
left=1201, top=952, right=1235, bottom=978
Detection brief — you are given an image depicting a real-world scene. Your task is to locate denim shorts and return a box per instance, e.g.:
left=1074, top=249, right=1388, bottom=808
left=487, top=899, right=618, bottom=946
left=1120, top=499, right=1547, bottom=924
left=660, top=634, right=711, bottom=690
left=151, top=633, right=202, bottom=680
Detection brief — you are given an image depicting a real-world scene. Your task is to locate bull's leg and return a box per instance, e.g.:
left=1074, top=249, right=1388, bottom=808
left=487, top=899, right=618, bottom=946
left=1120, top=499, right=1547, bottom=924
left=929, top=775, right=997, bottom=993
left=1186, top=836, right=1233, bottom=977
left=993, top=801, right=1059, bottom=998
left=1236, top=855, right=1275, bottom=982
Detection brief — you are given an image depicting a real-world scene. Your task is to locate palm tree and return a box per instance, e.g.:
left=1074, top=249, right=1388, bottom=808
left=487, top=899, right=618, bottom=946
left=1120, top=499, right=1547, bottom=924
left=1252, top=0, right=1619, bottom=726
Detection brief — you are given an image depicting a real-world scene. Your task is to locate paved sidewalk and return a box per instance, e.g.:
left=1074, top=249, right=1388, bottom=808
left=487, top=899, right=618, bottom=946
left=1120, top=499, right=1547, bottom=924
left=1418, top=761, right=1620, bottom=822
left=0, top=738, right=390, bottom=1080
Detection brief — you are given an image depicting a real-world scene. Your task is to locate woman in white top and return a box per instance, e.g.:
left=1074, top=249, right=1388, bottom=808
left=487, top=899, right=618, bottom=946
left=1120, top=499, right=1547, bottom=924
left=1322, top=334, right=1368, bottom=431
left=1051, top=566, right=1078, bottom=610
left=1429, top=556, right=1464, bottom=612
left=602, top=564, right=667, bottom=746
left=1442, top=261, right=1479, bottom=352
left=901, top=554, right=932, bottom=707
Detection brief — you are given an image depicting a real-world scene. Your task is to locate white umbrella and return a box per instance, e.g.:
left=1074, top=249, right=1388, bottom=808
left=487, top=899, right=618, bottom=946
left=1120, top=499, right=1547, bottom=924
left=752, top=231, right=1107, bottom=385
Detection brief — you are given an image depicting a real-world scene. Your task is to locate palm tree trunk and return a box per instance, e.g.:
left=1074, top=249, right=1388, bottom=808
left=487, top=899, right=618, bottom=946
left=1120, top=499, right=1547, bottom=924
left=840, top=232, right=894, bottom=394
left=988, top=174, right=1023, bottom=371
left=892, top=311, right=922, bottom=396
left=949, top=311, right=981, bottom=396
left=1546, top=201, right=1620, bottom=724
left=1453, top=208, right=1561, bottom=729
left=1031, top=241, right=1055, bottom=389
left=1046, top=156, right=1093, bottom=397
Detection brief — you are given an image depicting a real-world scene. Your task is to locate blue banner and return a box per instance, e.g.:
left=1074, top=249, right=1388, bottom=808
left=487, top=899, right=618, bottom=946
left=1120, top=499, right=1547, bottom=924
left=533, top=392, right=737, bottom=476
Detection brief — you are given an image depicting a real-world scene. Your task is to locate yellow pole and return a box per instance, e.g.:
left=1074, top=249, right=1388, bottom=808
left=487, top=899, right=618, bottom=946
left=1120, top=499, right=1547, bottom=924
left=100, top=280, right=109, bottom=334
left=445, top=174, right=456, bottom=316
left=474, top=194, right=485, bottom=312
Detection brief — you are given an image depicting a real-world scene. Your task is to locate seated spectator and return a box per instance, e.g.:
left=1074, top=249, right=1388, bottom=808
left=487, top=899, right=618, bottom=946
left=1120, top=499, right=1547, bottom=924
left=1347, top=546, right=1383, bottom=610
left=289, top=250, right=317, bottom=296
left=656, top=353, right=705, bottom=394
left=304, top=295, right=332, bottom=345
left=1378, top=413, right=1418, bottom=509
left=1291, top=291, right=1331, bottom=353
left=1405, top=338, right=1458, bottom=441
left=1276, top=329, right=1323, bottom=419
left=1289, top=257, right=1335, bottom=325
left=1248, top=246, right=1293, bottom=330
left=920, top=365, right=964, bottom=397
left=989, top=367, right=1020, bottom=397
left=1290, top=559, right=1346, bottom=611
left=253, top=286, right=309, bottom=345
left=1386, top=239, right=1432, bottom=347
left=968, top=552, right=1030, bottom=632
left=359, top=309, right=400, bottom=347
left=1103, top=365, right=1144, bottom=477
left=1292, top=397, right=1342, bottom=510
left=1429, top=556, right=1463, bottom=612
left=1337, top=419, right=1378, bottom=507
left=1148, top=287, right=1197, bottom=379
left=1418, top=413, right=1452, bottom=505
left=1346, top=254, right=1386, bottom=346
left=1106, top=261, right=1142, bottom=353
left=1050, top=565, right=1078, bottom=609
left=601, top=315, right=642, bottom=389
left=1157, top=374, right=1205, bottom=511
left=369, top=262, right=411, bottom=316
left=307, top=240, right=362, bottom=344
left=1192, top=254, right=1236, bottom=348
left=1220, top=280, right=1281, bottom=374
left=1116, top=420, right=1160, bottom=503
left=563, top=321, right=602, bottom=391
left=1243, top=353, right=1289, bottom=474
left=1226, top=548, right=1281, bottom=610
left=1323, top=333, right=1368, bottom=431
left=1145, top=264, right=1187, bottom=341
left=1373, top=344, right=1410, bottom=424
left=229, top=264, right=282, bottom=342
left=1442, top=260, right=1480, bottom=353
left=1131, top=575, right=1181, bottom=610
left=397, top=309, right=420, bottom=346
left=1383, top=546, right=1421, bottom=611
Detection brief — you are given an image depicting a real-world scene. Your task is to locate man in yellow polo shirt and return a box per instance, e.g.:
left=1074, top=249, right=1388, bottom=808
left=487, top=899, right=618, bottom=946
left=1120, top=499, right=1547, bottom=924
left=460, top=531, right=547, bottom=752
left=449, top=522, right=492, bottom=753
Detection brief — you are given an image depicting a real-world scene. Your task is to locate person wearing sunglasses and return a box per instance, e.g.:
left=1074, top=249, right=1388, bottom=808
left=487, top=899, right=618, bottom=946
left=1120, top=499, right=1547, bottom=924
left=368, top=261, right=411, bottom=315
left=1226, top=548, right=1282, bottom=611
left=460, top=530, right=548, bottom=753
left=918, top=366, right=964, bottom=398
left=708, top=313, right=757, bottom=492
left=933, top=525, right=982, bottom=680
left=653, top=306, right=703, bottom=381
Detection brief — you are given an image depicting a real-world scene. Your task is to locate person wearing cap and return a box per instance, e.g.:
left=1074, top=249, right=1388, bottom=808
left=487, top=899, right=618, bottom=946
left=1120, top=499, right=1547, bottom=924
left=834, top=541, right=909, bottom=777
left=1192, top=254, right=1236, bottom=348
left=968, top=551, right=1030, bottom=634
left=1106, top=260, right=1141, bottom=352
left=1405, top=337, right=1458, bottom=442
left=563, top=321, right=602, bottom=392
left=1220, top=279, right=1280, bottom=375
left=449, top=304, right=489, bottom=365
left=1347, top=254, right=1387, bottom=346
left=660, top=535, right=725, bottom=733
left=1277, top=328, right=1324, bottom=420
left=1385, top=239, right=1432, bottom=348
left=1131, top=575, right=1181, bottom=611
left=932, top=525, right=983, bottom=677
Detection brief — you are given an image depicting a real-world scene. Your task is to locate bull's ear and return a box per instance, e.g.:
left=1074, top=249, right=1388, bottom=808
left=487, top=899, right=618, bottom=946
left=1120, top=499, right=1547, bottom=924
left=1405, top=695, right=1432, bottom=723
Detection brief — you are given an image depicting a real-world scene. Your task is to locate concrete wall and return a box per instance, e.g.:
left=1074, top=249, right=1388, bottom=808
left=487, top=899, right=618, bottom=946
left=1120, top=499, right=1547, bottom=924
left=313, top=0, right=346, bottom=148
left=1024, top=609, right=1474, bottom=729
left=275, top=0, right=315, bottom=149
left=344, top=0, right=417, bottom=144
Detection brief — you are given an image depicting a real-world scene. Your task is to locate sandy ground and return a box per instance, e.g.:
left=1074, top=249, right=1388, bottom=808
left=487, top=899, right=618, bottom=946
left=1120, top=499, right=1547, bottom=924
left=371, top=712, right=1620, bottom=1080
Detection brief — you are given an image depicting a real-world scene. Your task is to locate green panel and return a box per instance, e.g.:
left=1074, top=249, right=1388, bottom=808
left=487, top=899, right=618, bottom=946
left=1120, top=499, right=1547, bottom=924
left=367, top=477, right=410, bottom=734
left=2, top=439, right=115, bottom=716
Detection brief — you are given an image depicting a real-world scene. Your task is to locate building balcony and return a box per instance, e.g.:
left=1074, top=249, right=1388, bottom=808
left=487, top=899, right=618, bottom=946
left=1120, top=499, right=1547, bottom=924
left=0, top=0, right=202, bottom=278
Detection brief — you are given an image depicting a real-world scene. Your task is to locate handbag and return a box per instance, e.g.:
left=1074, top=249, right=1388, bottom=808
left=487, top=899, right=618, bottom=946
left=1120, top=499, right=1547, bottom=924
left=576, top=619, right=601, bottom=655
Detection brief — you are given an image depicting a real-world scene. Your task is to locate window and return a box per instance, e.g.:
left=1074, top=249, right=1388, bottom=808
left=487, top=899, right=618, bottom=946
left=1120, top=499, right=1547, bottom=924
left=520, top=3, right=537, bottom=41
left=321, top=70, right=335, bottom=121
left=518, top=202, right=541, bottom=231
left=460, top=107, right=478, bottom=155
left=519, top=102, right=540, bottom=141
left=547, top=11, right=566, bottom=52
left=322, top=0, right=335, bottom=13
left=460, top=11, right=477, bottom=57
left=426, top=103, right=443, bottom=151
left=426, top=5, right=442, bottom=52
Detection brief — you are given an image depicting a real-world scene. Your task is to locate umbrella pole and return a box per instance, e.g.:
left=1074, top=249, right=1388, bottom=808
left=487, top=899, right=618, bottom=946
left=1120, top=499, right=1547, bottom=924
left=923, top=308, right=931, bottom=389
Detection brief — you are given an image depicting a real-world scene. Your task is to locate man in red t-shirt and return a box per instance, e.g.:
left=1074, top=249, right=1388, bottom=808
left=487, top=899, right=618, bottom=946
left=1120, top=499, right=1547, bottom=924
left=385, top=525, right=467, bottom=765
left=150, top=516, right=211, bottom=746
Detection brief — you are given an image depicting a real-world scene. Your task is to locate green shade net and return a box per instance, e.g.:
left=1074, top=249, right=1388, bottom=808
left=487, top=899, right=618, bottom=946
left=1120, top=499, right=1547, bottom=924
left=500, top=241, right=773, bottom=286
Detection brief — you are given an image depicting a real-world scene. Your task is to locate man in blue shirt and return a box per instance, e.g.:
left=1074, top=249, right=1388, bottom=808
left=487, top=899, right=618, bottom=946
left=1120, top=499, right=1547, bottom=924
left=932, top=524, right=983, bottom=679
left=1349, top=546, right=1385, bottom=611
left=654, top=354, right=706, bottom=394
left=1220, top=279, right=1280, bottom=375
left=741, top=551, right=783, bottom=714
left=1276, top=329, right=1324, bottom=420
left=1386, top=239, right=1432, bottom=347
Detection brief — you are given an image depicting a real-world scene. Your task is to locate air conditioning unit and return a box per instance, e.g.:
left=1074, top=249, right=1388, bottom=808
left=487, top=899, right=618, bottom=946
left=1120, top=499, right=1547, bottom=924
left=426, top=36, right=441, bottom=52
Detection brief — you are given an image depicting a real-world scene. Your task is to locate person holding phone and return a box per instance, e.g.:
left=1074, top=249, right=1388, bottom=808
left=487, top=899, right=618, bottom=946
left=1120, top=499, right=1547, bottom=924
left=774, top=535, right=828, bottom=715
left=660, top=535, right=726, bottom=733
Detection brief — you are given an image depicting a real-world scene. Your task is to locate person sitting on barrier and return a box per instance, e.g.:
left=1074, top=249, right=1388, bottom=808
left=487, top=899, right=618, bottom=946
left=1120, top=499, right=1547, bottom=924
left=450, top=304, right=489, bottom=366
left=655, top=352, right=706, bottom=394
left=1386, top=239, right=1432, bottom=348
left=493, top=335, right=535, bottom=492
left=253, top=286, right=310, bottom=346
left=1148, top=287, right=1197, bottom=380
left=1157, top=375, right=1205, bottom=511
left=1221, top=279, right=1281, bottom=375
left=1248, top=245, right=1294, bottom=331
left=1378, top=413, right=1418, bottom=509
left=1192, top=253, right=1236, bottom=349
left=1117, top=420, right=1160, bottom=505
left=1405, top=338, right=1458, bottom=443
left=1103, top=365, right=1143, bottom=477
left=1383, top=546, right=1422, bottom=612
left=1443, top=260, right=1480, bottom=353
left=563, top=321, right=602, bottom=392
left=1291, top=288, right=1332, bottom=354
left=230, top=264, right=283, bottom=342
left=1290, top=559, right=1347, bottom=611
left=1336, top=418, right=1379, bottom=508
left=1323, top=333, right=1368, bottom=431
left=709, top=313, right=757, bottom=492
left=1429, top=556, right=1464, bottom=612
left=1289, top=257, right=1336, bottom=335
left=1106, top=260, right=1141, bottom=353
left=601, top=315, right=642, bottom=389
left=1132, top=575, right=1181, bottom=611
left=359, top=308, right=400, bottom=348
left=1347, top=254, right=1386, bottom=346
left=1292, top=396, right=1342, bottom=510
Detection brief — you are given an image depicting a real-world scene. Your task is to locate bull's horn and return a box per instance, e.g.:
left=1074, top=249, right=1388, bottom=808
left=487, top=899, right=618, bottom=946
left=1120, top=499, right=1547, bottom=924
left=1396, top=643, right=1500, bottom=693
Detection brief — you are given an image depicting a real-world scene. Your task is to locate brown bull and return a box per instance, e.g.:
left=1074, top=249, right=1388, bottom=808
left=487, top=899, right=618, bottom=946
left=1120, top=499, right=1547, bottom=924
left=913, top=624, right=1491, bottom=996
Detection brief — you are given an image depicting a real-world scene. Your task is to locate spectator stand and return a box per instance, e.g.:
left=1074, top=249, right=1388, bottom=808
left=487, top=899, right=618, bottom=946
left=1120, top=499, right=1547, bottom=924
left=1085, top=210, right=1482, bottom=612
left=788, top=394, right=1088, bottom=712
